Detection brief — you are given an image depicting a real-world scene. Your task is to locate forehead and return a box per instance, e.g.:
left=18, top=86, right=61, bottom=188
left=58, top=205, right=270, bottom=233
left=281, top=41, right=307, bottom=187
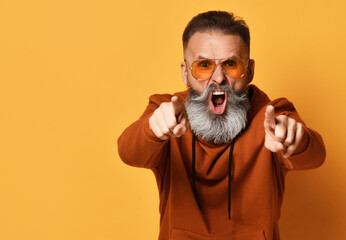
left=185, top=31, right=248, bottom=60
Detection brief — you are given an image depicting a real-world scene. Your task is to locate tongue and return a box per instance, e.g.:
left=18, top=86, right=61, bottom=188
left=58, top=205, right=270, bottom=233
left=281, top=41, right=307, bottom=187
left=213, top=95, right=224, bottom=105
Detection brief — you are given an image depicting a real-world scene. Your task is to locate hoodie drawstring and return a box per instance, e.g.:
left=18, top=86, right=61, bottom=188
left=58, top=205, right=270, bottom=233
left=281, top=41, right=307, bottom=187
left=192, top=133, right=201, bottom=210
left=191, top=133, right=236, bottom=220
left=228, top=138, right=236, bottom=220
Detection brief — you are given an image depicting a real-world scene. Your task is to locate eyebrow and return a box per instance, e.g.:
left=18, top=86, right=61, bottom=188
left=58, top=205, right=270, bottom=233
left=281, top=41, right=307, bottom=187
left=196, top=55, right=208, bottom=60
left=195, top=55, right=239, bottom=60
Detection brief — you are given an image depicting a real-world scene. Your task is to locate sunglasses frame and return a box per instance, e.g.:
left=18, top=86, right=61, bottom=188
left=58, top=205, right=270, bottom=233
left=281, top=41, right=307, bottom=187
left=187, top=57, right=250, bottom=81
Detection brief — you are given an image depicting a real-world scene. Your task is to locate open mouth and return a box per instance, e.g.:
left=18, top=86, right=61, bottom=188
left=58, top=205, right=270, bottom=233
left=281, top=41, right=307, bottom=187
left=209, top=89, right=227, bottom=115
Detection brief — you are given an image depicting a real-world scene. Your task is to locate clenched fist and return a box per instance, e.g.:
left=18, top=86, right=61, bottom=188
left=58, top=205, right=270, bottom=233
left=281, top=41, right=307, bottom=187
left=264, top=105, right=305, bottom=158
left=149, top=96, right=189, bottom=140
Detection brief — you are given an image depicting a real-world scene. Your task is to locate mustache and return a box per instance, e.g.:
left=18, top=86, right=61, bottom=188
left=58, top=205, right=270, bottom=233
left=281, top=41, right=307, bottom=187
left=187, top=83, right=248, bottom=106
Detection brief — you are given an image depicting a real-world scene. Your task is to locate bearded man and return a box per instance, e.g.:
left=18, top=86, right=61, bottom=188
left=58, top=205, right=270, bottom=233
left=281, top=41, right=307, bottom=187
left=117, top=11, right=326, bottom=240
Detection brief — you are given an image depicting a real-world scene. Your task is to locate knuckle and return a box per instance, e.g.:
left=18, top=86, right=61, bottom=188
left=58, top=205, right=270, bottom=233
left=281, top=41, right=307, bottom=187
left=297, top=125, right=305, bottom=139
left=284, top=140, right=293, bottom=147
left=284, top=138, right=293, bottom=145
left=285, top=146, right=295, bottom=156
left=158, top=103, right=167, bottom=112
left=160, top=102, right=168, bottom=107
left=278, top=115, right=288, bottom=124
left=149, top=118, right=153, bottom=129
left=283, top=116, right=288, bottom=124
left=153, top=128, right=161, bottom=137
left=290, top=117, right=297, bottom=124
left=160, top=103, right=174, bottom=116
left=284, top=134, right=294, bottom=144
left=296, top=123, right=303, bottom=135
left=162, top=102, right=172, bottom=110
left=289, top=118, right=297, bottom=130
left=153, top=108, right=161, bottom=118
left=149, top=115, right=156, bottom=127
left=275, top=132, right=285, bottom=141
left=156, top=132, right=165, bottom=139
left=167, top=122, right=176, bottom=130
left=265, top=141, right=274, bottom=152
left=162, top=127, right=171, bottom=135
left=156, top=132, right=162, bottom=138
left=297, top=122, right=303, bottom=130
left=264, top=141, right=270, bottom=149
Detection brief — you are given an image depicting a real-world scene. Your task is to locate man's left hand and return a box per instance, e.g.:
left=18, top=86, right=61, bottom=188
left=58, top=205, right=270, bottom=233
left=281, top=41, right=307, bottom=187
left=264, top=105, right=305, bottom=158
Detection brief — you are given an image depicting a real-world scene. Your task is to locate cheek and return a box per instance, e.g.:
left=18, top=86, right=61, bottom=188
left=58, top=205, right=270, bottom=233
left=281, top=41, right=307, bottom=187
left=230, top=76, right=249, bottom=91
left=232, top=83, right=246, bottom=92
left=228, top=65, right=252, bottom=90
left=187, top=75, right=208, bottom=93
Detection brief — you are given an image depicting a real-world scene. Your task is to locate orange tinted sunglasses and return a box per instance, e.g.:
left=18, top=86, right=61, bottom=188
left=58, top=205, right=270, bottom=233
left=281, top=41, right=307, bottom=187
left=188, top=58, right=249, bottom=81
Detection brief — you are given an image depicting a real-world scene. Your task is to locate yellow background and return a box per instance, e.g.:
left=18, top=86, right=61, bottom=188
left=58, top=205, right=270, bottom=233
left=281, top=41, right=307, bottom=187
left=1, top=0, right=345, bottom=239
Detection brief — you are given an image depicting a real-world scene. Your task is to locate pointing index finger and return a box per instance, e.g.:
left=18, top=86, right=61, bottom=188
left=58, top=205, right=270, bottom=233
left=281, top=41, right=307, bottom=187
left=264, top=105, right=276, bottom=131
left=171, top=96, right=185, bottom=116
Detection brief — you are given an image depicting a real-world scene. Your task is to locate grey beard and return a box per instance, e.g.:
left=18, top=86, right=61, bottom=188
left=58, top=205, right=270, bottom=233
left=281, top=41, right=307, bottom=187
left=186, top=84, right=250, bottom=145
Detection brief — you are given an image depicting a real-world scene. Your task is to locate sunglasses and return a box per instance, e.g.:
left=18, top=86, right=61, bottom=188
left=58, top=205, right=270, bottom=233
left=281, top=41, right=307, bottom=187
left=188, top=57, right=249, bottom=81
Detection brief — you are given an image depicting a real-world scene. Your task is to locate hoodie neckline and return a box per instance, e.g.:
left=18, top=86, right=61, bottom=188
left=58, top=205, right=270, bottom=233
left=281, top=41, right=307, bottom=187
left=191, top=132, right=237, bottom=220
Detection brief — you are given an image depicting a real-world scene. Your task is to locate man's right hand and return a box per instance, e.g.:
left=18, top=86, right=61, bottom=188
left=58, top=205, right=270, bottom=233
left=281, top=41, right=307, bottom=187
left=149, top=96, right=189, bottom=140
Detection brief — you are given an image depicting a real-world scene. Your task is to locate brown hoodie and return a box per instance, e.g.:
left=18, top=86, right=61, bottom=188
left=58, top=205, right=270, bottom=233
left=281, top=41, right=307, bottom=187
left=117, top=85, right=326, bottom=240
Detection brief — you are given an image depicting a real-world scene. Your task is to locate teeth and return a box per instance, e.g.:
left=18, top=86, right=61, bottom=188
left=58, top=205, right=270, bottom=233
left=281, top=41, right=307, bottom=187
left=212, top=91, right=225, bottom=96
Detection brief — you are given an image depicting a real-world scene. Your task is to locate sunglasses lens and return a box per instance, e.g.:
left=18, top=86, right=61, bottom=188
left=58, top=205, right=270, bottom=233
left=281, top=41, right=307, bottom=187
left=191, top=60, right=215, bottom=81
left=222, top=59, right=245, bottom=79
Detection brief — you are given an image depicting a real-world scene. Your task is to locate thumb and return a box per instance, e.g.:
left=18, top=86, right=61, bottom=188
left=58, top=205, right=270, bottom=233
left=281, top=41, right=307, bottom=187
left=264, top=105, right=276, bottom=131
left=171, top=96, right=185, bottom=116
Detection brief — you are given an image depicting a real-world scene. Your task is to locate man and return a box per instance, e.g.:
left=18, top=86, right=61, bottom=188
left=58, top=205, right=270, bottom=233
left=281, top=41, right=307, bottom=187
left=118, top=11, right=325, bottom=240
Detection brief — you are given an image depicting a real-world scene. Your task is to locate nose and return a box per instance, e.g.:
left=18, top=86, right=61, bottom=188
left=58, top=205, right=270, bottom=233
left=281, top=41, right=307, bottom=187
left=210, top=64, right=226, bottom=84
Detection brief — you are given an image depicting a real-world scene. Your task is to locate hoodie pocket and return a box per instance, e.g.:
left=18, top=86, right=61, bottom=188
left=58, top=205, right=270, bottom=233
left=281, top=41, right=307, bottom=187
left=171, top=228, right=266, bottom=240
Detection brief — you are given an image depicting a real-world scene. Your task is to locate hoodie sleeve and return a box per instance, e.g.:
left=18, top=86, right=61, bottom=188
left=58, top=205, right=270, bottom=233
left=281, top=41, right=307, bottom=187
left=117, top=94, right=173, bottom=170
left=270, top=98, right=326, bottom=170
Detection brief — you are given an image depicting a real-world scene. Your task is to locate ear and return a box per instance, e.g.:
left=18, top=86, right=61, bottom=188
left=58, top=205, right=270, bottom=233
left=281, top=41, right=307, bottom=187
left=247, top=59, right=255, bottom=84
left=181, top=61, right=188, bottom=86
